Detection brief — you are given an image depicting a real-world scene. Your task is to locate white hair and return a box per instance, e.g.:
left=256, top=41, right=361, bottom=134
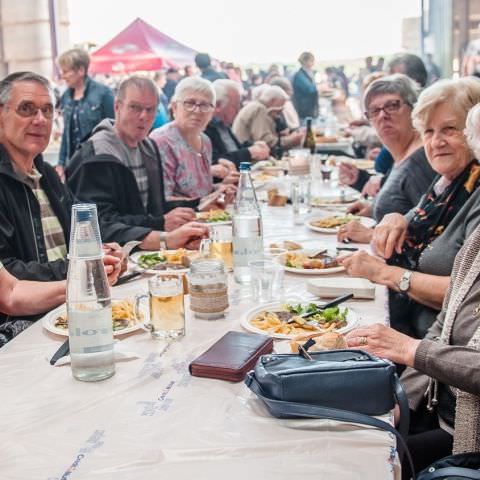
left=212, top=79, right=243, bottom=105
left=258, top=85, right=288, bottom=105
left=172, top=76, right=216, bottom=104
left=251, top=84, right=269, bottom=101
left=465, top=103, right=480, bottom=160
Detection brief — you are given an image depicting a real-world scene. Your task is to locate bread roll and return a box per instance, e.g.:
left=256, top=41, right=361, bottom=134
left=289, top=331, right=347, bottom=353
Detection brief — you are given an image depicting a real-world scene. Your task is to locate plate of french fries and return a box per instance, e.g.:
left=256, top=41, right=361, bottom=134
left=42, top=299, right=145, bottom=337
left=241, top=301, right=358, bottom=339
left=306, top=215, right=376, bottom=233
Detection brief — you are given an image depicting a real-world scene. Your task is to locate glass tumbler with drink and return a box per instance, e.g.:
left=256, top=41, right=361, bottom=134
left=290, top=175, right=311, bottom=225
left=199, top=224, right=233, bottom=270
left=135, top=274, right=185, bottom=339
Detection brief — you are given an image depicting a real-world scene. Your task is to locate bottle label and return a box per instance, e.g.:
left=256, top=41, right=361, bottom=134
left=233, top=237, right=263, bottom=268
left=68, top=306, right=114, bottom=354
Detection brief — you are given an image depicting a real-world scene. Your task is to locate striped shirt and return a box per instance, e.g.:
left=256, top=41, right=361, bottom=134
left=25, top=168, right=67, bottom=262
left=123, top=145, right=149, bottom=209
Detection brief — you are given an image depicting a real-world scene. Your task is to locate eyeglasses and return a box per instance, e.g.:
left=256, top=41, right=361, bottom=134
left=5, top=101, right=54, bottom=120
left=365, top=99, right=410, bottom=120
left=179, top=100, right=214, bottom=113
left=125, top=102, right=157, bottom=116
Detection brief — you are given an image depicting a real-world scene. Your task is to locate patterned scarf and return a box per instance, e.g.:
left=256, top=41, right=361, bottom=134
left=389, top=161, right=480, bottom=270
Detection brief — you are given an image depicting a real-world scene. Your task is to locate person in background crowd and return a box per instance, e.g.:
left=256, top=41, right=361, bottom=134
left=195, top=53, right=228, bottom=83
left=67, top=76, right=208, bottom=249
left=183, top=65, right=196, bottom=78
left=205, top=79, right=270, bottom=168
left=56, top=48, right=115, bottom=178
left=292, top=51, right=319, bottom=122
left=151, top=77, right=237, bottom=201
left=268, top=76, right=300, bottom=130
left=0, top=72, right=123, bottom=343
left=232, top=85, right=304, bottom=150
left=152, top=70, right=170, bottom=129
left=425, top=53, right=441, bottom=85
left=163, top=67, right=180, bottom=102
left=388, top=53, right=428, bottom=88
left=375, top=56, right=385, bottom=72
left=340, top=78, right=480, bottom=339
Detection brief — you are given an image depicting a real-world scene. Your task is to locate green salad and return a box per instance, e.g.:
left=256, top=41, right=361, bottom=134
left=138, top=252, right=166, bottom=269
left=206, top=211, right=232, bottom=223
left=284, top=303, right=348, bottom=327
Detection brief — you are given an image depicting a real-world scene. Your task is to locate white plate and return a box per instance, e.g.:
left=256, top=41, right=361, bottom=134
left=306, top=216, right=376, bottom=234
left=241, top=301, right=358, bottom=340
left=42, top=302, right=144, bottom=337
left=311, top=194, right=359, bottom=208
left=277, top=249, right=345, bottom=275
left=130, top=250, right=190, bottom=274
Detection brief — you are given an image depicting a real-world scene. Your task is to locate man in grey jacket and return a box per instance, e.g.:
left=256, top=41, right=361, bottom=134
left=67, top=76, right=208, bottom=250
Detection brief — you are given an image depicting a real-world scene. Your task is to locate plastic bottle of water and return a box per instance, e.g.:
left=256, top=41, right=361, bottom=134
left=232, top=162, right=263, bottom=283
left=67, top=204, right=114, bottom=382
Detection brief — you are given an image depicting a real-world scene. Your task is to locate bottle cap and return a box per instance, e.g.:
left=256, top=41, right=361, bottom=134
left=239, top=162, right=251, bottom=171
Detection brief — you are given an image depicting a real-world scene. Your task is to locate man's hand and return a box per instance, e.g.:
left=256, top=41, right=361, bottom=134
left=249, top=142, right=270, bottom=160
left=164, top=207, right=196, bottom=231
left=103, top=242, right=127, bottom=277
left=102, top=253, right=122, bottom=286
left=166, top=222, right=209, bottom=249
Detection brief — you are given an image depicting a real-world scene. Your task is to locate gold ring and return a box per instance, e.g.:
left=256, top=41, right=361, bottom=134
left=359, top=336, right=368, bottom=346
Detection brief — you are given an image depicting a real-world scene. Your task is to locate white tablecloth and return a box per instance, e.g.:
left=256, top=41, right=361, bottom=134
left=0, top=203, right=399, bottom=480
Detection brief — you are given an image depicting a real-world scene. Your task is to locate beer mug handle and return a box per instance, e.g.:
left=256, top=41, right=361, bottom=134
left=199, top=238, right=211, bottom=258
left=134, top=293, right=151, bottom=332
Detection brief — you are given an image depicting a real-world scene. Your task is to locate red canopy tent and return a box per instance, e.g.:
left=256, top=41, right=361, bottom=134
left=89, top=18, right=197, bottom=74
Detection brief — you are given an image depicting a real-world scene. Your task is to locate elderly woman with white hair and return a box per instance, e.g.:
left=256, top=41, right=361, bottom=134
left=150, top=77, right=236, bottom=201
left=340, top=77, right=480, bottom=339
left=232, top=85, right=304, bottom=149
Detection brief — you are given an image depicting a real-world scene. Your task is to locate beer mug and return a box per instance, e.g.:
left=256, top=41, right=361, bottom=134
left=135, top=274, right=185, bottom=339
left=199, top=224, right=233, bottom=270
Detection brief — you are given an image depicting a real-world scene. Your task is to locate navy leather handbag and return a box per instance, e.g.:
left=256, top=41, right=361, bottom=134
left=245, top=349, right=414, bottom=476
left=417, top=453, right=480, bottom=479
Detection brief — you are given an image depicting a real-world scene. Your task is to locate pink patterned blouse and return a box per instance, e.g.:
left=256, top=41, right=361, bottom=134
left=150, top=123, right=213, bottom=199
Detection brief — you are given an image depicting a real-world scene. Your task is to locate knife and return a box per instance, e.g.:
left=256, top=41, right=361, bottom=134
left=297, top=293, right=354, bottom=319
left=115, top=270, right=143, bottom=286
left=50, top=339, right=70, bottom=365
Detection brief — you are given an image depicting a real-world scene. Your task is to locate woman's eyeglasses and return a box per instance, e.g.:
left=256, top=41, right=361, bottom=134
left=180, top=100, right=214, bottom=113
left=365, top=99, right=410, bottom=120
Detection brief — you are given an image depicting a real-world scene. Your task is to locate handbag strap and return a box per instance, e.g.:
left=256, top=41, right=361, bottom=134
left=245, top=371, right=415, bottom=479
left=419, top=466, right=480, bottom=480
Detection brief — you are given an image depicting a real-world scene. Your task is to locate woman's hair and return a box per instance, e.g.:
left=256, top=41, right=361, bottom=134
left=172, top=76, right=216, bottom=104
left=57, top=48, right=90, bottom=73
left=412, top=77, right=480, bottom=134
left=298, top=51, right=314, bottom=66
left=465, top=103, right=480, bottom=160
left=251, top=84, right=269, bottom=101
left=364, top=74, right=419, bottom=111
left=258, top=85, right=288, bottom=105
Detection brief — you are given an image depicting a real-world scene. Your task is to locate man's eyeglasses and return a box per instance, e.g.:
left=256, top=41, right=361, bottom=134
left=5, top=101, right=54, bottom=120
left=125, top=102, right=157, bottom=116
left=180, top=100, right=214, bottom=113
left=365, top=99, right=410, bottom=120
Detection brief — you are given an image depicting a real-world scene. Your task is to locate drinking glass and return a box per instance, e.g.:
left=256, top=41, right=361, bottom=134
left=135, top=274, right=185, bottom=339
left=290, top=176, right=311, bottom=224
left=199, top=224, right=233, bottom=270
left=248, top=259, right=284, bottom=303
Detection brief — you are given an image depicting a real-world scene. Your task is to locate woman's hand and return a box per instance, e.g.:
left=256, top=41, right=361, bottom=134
left=347, top=200, right=372, bottom=217
left=337, top=221, right=373, bottom=244
left=345, top=323, right=421, bottom=367
left=361, top=175, right=382, bottom=197
left=339, top=162, right=359, bottom=186
left=338, top=250, right=386, bottom=283
left=372, top=213, right=408, bottom=259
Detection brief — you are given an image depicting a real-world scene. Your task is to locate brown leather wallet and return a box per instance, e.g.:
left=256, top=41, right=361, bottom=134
left=189, top=331, right=273, bottom=382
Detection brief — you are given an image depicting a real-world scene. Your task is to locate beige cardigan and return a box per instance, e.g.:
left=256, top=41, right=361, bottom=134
left=401, top=223, right=480, bottom=453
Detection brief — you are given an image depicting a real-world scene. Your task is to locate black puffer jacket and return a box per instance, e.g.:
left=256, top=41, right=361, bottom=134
left=0, top=145, right=75, bottom=281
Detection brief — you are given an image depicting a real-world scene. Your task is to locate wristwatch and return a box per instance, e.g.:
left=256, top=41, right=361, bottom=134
left=398, top=270, right=413, bottom=293
left=159, top=231, right=168, bottom=250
